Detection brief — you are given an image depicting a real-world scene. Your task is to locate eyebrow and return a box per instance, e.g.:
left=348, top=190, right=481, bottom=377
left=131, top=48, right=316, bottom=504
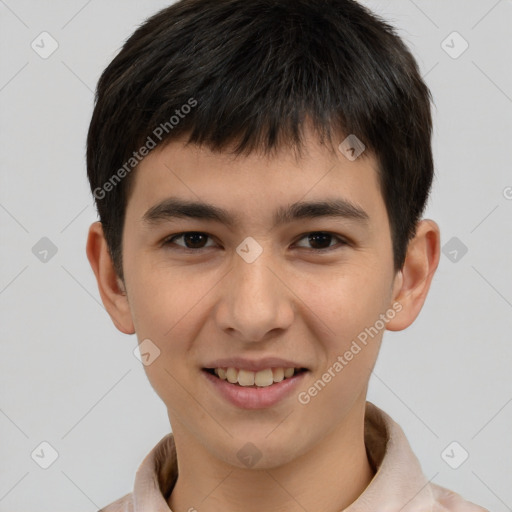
left=141, top=197, right=370, bottom=228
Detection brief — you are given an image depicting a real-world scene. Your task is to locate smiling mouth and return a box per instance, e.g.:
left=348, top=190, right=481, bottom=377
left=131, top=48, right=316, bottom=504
left=203, top=367, right=308, bottom=387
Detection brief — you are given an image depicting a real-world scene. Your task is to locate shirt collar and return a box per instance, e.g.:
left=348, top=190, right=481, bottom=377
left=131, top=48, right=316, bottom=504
left=132, top=401, right=435, bottom=512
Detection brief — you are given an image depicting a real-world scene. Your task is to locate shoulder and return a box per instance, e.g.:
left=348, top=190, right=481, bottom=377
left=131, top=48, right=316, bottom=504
left=97, top=492, right=134, bottom=512
left=430, top=482, right=490, bottom=512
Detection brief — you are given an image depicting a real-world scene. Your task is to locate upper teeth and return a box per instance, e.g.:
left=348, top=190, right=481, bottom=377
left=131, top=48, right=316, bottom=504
left=214, top=367, right=297, bottom=387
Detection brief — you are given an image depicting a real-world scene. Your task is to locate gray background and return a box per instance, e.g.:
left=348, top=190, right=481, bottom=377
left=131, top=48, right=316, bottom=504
left=1, top=0, right=511, bottom=510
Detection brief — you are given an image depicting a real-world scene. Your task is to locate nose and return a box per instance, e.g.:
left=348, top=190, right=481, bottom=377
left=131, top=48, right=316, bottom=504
left=214, top=246, right=295, bottom=343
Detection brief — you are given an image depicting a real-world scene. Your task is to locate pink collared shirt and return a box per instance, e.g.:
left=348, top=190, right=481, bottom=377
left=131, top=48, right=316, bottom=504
left=98, top=402, right=488, bottom=512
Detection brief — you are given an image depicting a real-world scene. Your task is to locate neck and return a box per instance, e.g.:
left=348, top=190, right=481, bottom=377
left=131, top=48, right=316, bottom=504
left=168, top=400, right=375, bottom=512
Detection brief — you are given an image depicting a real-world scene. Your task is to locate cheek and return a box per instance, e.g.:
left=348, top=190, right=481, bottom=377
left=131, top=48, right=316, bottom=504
left=293, top=269, right=387, bottom=423
left=126, top=261, right=210, bottom=340
left=290, top=262, right=391, bottom=410
left=125, top=264, right=221, bottom=392
left=292, top=262, right=392, bottom=347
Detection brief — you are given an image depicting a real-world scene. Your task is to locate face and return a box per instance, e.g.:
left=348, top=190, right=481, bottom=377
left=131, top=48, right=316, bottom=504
left=116, top=129, right=403, bottom=468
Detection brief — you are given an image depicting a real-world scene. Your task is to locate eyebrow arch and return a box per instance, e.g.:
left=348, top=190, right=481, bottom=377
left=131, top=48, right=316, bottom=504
left=141, top=197, right=370, bottom=228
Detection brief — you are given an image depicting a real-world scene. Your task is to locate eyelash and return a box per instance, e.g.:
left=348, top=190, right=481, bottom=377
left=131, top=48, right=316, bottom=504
left=161, top=231, right=349, bottom=253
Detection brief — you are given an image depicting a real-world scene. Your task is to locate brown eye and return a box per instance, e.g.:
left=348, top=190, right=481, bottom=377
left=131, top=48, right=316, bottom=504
left=295, top=232, right=347, bottom=251
left=163, top=232, right=215, bottom=250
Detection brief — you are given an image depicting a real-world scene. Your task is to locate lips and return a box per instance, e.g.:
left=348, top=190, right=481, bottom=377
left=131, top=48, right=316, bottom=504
left=201, top=357, right=309, bottom=408
left=202, top=357, right=309, bottom=388
left=202, top=364, right=309, bottom=409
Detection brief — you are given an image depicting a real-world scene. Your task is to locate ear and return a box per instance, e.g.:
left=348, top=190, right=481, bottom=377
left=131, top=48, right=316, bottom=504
left=86, top=221, right=135, bottom=335
left=386, top=219, right=440, bottom=331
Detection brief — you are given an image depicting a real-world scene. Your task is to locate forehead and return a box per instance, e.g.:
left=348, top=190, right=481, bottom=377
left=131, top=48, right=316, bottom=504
left=125, top=130, right=385, bottom=230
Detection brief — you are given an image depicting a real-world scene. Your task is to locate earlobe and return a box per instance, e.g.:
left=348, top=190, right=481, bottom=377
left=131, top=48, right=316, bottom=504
left=86, top=221, right=135, bottom=335
left=386, top=219, right=441, bottom=332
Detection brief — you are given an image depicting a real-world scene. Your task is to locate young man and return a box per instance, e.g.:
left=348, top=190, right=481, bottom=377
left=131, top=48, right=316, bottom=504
left=86, top=1, right=488, bottom=510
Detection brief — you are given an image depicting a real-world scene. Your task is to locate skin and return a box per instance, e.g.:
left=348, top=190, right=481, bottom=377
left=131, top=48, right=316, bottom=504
left=87, top=126, right=440, bottom=512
